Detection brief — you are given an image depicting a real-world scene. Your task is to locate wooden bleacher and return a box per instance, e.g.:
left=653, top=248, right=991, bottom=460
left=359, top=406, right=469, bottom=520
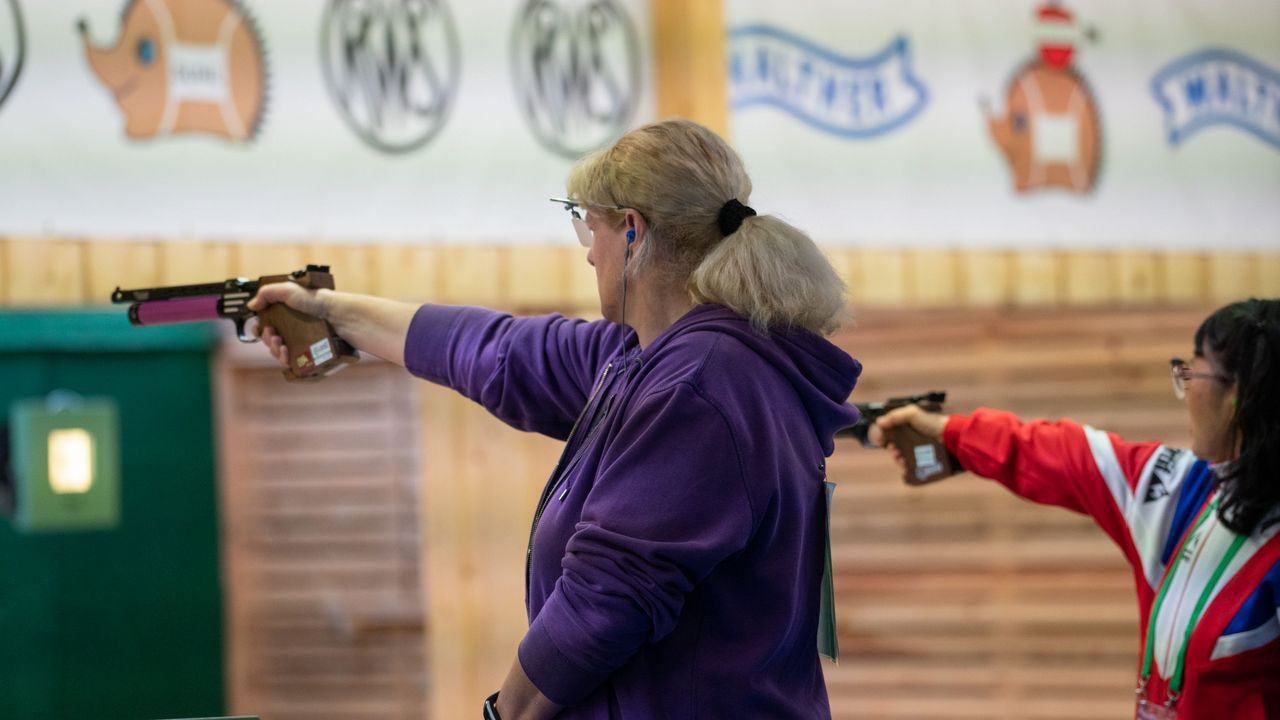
left=825, top=306, right=1209, bottom=719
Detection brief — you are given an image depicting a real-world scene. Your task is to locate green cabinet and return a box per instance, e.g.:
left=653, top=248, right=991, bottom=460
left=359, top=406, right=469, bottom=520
left=0, top=309, right=224, bottom=719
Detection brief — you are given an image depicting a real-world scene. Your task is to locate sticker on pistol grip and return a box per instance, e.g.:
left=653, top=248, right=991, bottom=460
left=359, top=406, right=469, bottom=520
left=295, top=349, right=316, bottom=375
left=310, top=338, right=334, bottom=365
left=913, top=443, right=942, bottom=481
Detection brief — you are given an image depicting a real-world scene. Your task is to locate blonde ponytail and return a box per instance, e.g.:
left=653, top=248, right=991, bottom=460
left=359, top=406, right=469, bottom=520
left=691, top=214, right=848, bottom=335
left=567, top=119, right=850, bottom=336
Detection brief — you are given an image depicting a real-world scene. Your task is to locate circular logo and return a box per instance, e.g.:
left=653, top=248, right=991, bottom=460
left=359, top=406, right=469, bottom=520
left=321, top=0, right=461, bottom=154
left=0, top=0, right=25, bottom=113
left=511, top=0, right=640, bottom=159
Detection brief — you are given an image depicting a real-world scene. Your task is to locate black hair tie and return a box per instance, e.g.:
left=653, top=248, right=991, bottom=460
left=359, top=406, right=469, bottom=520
left=717, top=198, right=756, bottom=237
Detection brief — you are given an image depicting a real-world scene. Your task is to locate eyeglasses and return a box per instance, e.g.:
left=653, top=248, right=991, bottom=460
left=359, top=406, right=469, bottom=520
left=549, top=197, right=628, bottom=248
left=1169, top=357, right=1230, bottom=400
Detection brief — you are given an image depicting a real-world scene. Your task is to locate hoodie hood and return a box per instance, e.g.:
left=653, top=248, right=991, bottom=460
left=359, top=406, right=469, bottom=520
left=641, top=304, right=862, bottom=456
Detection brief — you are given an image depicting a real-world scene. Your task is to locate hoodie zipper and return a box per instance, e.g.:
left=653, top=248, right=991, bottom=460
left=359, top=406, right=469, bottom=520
left=553, top=394, right=615, bottom=500
left=525, top=361, right=614, bottom=604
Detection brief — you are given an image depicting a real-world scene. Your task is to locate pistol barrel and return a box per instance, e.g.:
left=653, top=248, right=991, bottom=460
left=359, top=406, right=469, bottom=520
left=112, top=278, right=258, bottom=304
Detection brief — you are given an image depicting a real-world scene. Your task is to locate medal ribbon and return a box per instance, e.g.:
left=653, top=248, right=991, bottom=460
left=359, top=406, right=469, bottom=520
left=1140, top=495, right=1247, bottom=697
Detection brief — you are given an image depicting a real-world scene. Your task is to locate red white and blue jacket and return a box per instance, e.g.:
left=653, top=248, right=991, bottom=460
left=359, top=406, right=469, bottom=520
left=945, top=410, right=1280, bottom=719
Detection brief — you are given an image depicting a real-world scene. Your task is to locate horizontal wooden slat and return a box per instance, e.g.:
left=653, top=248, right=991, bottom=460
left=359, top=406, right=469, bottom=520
left=1, top=238, right=1275, bottom=309
left=219, top=361, right=427, bottom=719
left=84, top=241, right=162, bottom=302
left=2, top=238, right=86, bottom=304
left=820, top=305, right=1210, bottom=719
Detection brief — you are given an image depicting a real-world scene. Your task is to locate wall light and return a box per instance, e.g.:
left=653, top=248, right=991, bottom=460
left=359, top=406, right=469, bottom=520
left=3, top=392, right=120, bottom=533
left=48, top=428, right=95, bottom=494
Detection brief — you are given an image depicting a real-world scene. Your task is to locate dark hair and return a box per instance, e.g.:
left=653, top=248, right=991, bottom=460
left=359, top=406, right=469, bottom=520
left=1195, top=298, right=1280, bottom=535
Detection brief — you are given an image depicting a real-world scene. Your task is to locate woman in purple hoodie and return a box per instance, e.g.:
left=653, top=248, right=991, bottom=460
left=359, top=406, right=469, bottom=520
left=250, top=119, right=863, bottom=719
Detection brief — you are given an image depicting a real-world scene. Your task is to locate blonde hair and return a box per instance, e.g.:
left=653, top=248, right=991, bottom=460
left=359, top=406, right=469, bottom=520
left=565, top=119, right=848, bottom=336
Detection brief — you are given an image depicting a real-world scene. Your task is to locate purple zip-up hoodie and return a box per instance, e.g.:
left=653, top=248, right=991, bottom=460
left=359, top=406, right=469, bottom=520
left=405, top=302, right=861, bottom=718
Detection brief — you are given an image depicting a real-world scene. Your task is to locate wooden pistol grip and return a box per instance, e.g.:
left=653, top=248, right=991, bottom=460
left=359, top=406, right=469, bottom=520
left=258, top=303, right=358, bottom=383
left=886, top=426, right=960, bottom=486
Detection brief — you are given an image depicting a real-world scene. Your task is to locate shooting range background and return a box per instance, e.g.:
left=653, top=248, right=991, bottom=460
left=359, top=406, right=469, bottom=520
left=0, top=0, right=1276, bottom=718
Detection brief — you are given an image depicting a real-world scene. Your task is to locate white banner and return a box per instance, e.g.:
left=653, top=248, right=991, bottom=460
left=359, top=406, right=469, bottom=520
left=0, top=0, right=655, bottom=243
left=4, top=1, right=1278, bottom=251
left=727, top=0, right=1280, bottom=250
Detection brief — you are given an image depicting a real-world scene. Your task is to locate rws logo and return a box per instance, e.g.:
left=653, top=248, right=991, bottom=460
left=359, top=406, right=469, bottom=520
left=511, top=0, right=640, bottom=159
left=322, top=0, right=460, bottom=154
left=0, top=0, right=24, bottom=114
left=79, top=0, right=268, bottom=142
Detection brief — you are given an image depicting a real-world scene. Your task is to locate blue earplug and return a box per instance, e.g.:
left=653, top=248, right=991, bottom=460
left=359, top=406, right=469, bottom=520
left=626, top=228, right=636, bottom=244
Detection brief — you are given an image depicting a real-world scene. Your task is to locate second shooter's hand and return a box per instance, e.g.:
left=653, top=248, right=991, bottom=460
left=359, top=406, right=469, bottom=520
left=869, top=404, right=950, bottom=469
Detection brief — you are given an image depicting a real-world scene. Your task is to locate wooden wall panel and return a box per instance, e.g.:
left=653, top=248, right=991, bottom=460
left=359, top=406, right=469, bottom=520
left=374, top=246, right=440, bottom=303
left=1208, top=253, right=1257, bottom=302
left=311, top=245, right=379, bottom=296
left=235, top=243, right=307, bottom=279
left=160, top=242, right=235, bottom=287
left=84, top=241, right=162, bottom=304
left=418, top=385, right=473, bottom=717
left=1011, top=250, right=1061, bottom=306
left=826, top=305, right=1209, bottom=720
left=1063, top=251, right=1113, bottom=306
left=907, top=250, right=960, bottom=306
left=1159, top=253, right=1208, bottom=305
left=957, top=250, right=1012, bottom=307
left=564, top=247, right=603, bottom=312
left=2, top=238, right=86, bottom=305
left=824, top=248, right=857, bottom=301
left=217, top=354, right=426, bottom=720
left=505, top=246, right=570, bottom=309
left=854, top=249, right=909, bottom=306
left=1259, top=254, right=1280, bottom=296
left=0, top=239, right=1275, bottom=310
left=652, top=0, right=729, bottom=135
left=1115, top=252, right=1159, bottom=305
left=438, top=246, right=505, bottom=306
left=419, top=383, right=562, bottom=719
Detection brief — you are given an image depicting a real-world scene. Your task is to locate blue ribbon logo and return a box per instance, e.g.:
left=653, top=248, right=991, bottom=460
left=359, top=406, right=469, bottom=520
left=1151, top=48, right=1280, bottom=150
left=729, top=25, right=928, bottom=139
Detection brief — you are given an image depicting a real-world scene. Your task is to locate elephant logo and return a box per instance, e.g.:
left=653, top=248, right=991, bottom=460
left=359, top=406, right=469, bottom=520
left=983, top=2, right=1101, bottom=194
left=79, top=0, right=268, bottom=142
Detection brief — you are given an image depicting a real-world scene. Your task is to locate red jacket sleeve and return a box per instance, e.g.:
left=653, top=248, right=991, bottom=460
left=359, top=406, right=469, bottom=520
left=943, top=408, right=1162, bottom=555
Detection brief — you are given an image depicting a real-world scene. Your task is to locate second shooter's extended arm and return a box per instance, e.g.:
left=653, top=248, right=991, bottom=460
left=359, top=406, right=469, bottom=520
left=111, top=264, right=359, bottom=383
left=838, top=391, right=962, bottom=485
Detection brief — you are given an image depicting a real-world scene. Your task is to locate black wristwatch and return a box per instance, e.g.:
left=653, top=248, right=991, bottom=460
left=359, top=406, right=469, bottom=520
left=483, top=691, right=501, bottom=720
